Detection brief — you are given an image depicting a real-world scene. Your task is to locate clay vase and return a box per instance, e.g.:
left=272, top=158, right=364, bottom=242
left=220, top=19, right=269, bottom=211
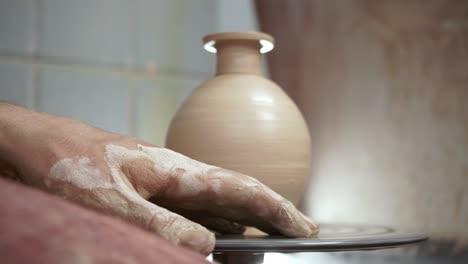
left=165, top=31, right=310, bottom=205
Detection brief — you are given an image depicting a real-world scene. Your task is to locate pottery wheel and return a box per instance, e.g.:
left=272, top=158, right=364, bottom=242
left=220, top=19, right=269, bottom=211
left=214, top=223, right=427, bottom=253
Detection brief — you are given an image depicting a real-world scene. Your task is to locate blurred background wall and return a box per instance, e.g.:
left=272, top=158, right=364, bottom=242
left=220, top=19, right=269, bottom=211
left=0, top=0, right=258, bottom=146
left=255, top=0, right=468, bottom=263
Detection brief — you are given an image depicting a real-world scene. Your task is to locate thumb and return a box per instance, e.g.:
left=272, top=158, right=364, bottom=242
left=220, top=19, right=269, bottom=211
left=87, top=182, right=216, bottom=255
left=137, top=198, right=216, bottom=255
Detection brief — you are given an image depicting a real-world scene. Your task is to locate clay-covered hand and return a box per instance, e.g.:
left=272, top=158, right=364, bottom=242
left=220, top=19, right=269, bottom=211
left=0, top=104, right=319, bottom=255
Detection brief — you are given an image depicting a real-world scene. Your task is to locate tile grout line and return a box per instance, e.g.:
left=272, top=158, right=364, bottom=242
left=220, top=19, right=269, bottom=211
left=0, top=53, right=211, bottom=80
left=30, top=0, right=41, bottom=110
left=126, top=0, right=138, bottom=137
left=127, top=76, right=137, bottom=138
left=29, top=0, right=39, bottom=57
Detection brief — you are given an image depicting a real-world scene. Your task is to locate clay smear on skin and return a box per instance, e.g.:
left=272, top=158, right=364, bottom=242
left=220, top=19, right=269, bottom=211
left=114, top=144, right=269, bottom=199
left=47, top=144, right=234, bottom=225
left=49, top=144, right=275, bottom=200
left=47, top=144, right=207, bottom=190
left=48, top=144, right=316, bottom=237
left=127, top=145, right=304, bottom=233
left=47, top=144, right=216, bottom=248
left=46, top=145, right=192, bottom=225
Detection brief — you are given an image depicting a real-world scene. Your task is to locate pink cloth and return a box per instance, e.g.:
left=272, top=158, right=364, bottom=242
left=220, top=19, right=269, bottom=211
left=0, top=178, right=209, bottom=264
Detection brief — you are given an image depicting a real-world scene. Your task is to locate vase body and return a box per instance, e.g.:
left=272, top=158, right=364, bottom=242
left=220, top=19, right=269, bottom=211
left=165, top=32, right=310, bottom=205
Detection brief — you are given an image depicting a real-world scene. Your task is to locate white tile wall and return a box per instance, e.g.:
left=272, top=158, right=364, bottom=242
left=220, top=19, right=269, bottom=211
left=132, top=74, right=205, bottom=146
left=37, top=67, right=130, bottom=134
left=0, top=0, right=259, bottom=140
left=0, top=62, right=34, bottom=107
left=0, top=0, right=36, bottom=55
left=215, top=0, right=258, bottom=32
left=39, top=0, right=133, bottom=65
left=178, top=0, right=216, bottom=76
left=135, top=0, right=216, bottom=76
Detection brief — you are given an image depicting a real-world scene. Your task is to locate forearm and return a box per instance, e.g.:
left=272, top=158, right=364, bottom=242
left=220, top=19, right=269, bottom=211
left=0, top=103, right=102, bottom=184
left=1, top=103, right=49, bottom=158
left=0, top=103, right=58, bottom=182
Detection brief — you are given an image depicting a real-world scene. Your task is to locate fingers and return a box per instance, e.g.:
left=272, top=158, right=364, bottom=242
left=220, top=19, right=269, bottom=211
left=178, top=214, right=246, bottom=235
left=199, top=169, right=320, bottom=237
left=196, top=216, right=245, bottom=234
left=121, top=145, right=319, bottom=237
left=160, top=207, right=246, bottom=234
left=52, top=175, right=215, bottom=255
left=106, top=192, right=215, bottom=255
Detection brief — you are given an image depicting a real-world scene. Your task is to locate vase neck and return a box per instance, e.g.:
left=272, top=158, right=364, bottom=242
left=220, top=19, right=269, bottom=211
left=215, top=40, right=263, bottom=76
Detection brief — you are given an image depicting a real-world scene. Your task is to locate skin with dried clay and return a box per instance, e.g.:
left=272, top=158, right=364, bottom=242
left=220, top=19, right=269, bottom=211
left=0, top=103, right=319, bottom=255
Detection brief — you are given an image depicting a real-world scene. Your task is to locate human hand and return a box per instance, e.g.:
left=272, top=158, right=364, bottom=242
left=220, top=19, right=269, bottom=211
left=0, top=103, right=319, bottom=255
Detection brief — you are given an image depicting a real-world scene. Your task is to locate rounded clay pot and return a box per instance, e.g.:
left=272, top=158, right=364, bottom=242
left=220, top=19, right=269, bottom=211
left=166, top=31, right=311, bottom=205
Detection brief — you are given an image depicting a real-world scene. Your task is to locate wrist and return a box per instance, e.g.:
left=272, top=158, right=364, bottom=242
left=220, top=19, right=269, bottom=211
left=0, top=103, right=83, bottom=181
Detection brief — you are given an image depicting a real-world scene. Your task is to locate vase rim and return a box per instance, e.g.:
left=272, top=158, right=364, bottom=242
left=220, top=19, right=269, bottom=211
left=203, top=31, right=274, bottom=54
